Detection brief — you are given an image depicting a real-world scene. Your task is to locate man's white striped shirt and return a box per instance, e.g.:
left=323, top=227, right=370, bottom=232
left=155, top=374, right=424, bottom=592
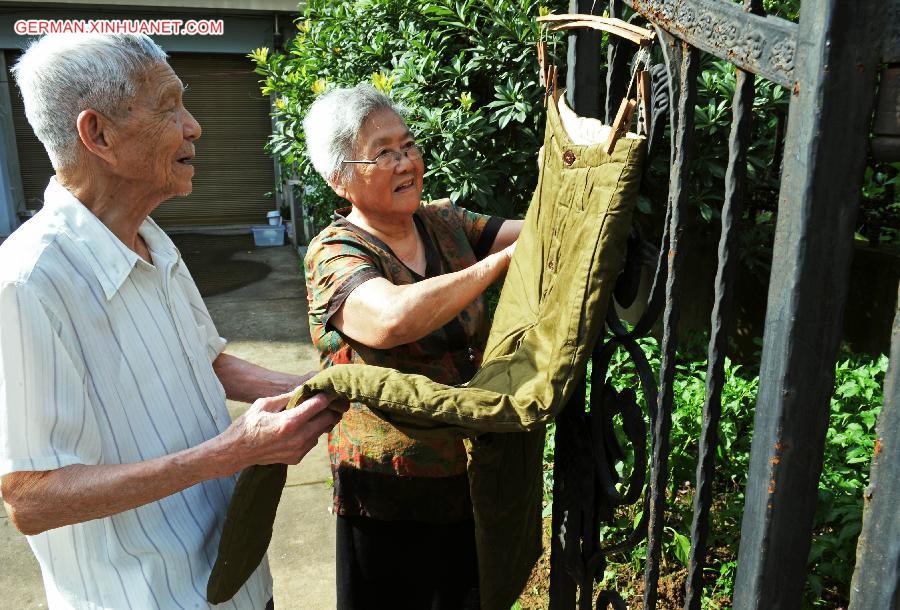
left=0, top=179, right=272, bottom=609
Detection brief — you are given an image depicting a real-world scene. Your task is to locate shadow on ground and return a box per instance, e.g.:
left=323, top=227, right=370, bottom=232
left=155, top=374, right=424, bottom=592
left=172, top=233, right=272, bottom=297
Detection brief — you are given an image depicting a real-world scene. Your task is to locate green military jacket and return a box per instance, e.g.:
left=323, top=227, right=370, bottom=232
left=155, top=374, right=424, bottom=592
left=209, top=92, right=646, bottom=610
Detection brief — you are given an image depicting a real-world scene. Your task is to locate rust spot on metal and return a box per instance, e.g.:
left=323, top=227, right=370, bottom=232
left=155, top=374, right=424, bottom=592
left=793, top=82, right=800, bottom=95
left=874, top=438, right=882, bottom=455
left=768, top=479, right=776, bottom=494
left=775, top=441, right=782, bottom=451
left=771, top=455, right=780, bottom=465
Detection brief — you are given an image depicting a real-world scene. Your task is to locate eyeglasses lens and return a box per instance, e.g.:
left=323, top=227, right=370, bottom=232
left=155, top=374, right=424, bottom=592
left=374, top=145, right=421, bottom=170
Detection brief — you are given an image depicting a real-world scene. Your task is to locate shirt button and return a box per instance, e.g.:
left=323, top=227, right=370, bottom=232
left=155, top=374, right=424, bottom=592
left=548, top=260, right=555, bottom=271
left=468, top=348, right=477, bottom=362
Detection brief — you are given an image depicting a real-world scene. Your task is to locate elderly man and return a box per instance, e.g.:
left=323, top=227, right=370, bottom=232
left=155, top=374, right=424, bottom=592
left=0, top=34, right=343, bottom=609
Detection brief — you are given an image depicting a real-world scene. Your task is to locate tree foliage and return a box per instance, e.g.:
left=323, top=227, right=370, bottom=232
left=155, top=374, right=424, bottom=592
left=251, top=0, right=569, bottom=226
left=253, top=0, right=897, bottom=245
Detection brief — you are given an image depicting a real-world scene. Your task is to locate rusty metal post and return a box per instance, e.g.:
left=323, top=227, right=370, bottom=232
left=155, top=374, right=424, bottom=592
left=564, top=0, right=604, bottom=120
left=849, top=282, right=900, bottom=610
left=732, top=1, right=885, bottom=607
left=549, top=3, right=608, bottom=607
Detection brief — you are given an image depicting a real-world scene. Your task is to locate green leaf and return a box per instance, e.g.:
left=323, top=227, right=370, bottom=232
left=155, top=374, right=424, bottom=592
left=836, top=380, right=860, bottom=397
left=669, top=528, right=692, bottom=567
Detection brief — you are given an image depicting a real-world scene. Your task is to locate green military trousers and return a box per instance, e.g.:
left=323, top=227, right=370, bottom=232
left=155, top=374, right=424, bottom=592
left=208, top=92, right=646, bottom=610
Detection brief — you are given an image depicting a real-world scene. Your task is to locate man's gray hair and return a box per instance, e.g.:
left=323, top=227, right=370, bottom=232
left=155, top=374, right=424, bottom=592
left=11, top=33, right=168, bottom=170
left=303, top=83, right=406, bottom=183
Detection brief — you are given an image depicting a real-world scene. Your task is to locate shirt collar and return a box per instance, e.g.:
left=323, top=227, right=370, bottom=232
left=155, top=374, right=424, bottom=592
left=139, top=215, right=182, bottom=271
left=43, top=178, right=180, bottom=300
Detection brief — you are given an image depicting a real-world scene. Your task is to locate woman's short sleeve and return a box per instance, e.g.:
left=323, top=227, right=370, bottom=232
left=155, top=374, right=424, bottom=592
left=427, top=199, right=503, bottom=259
left=305, top=232, right=383, bottom=332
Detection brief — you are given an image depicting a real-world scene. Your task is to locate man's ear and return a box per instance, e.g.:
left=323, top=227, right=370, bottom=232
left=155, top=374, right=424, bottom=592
left=75, top=109, right=117, bottom=166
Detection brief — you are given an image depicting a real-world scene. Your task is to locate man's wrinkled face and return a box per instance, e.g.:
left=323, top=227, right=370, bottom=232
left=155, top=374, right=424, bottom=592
left=110, top=62, right=201, bottom=201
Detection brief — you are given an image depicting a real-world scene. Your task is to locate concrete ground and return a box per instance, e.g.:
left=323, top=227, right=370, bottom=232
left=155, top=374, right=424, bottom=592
left=0, top=239, right=337, bottom=609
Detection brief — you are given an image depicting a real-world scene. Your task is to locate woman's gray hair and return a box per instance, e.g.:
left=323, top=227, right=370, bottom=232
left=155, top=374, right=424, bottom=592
left=303, top=83, right=406, bottom=183
left=11, top=33, right=168, bottom=170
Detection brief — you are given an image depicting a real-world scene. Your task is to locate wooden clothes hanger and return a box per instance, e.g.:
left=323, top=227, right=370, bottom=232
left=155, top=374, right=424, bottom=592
left=535, top=13, right=656, bottom=153
left=537, top=13, right=655, bottom=46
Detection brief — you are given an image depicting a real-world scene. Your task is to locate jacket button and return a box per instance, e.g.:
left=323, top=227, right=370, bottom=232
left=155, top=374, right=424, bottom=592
left=468, top=348, right=477, bottom=362
left=563, top=150, right=576, bottom=165
left=548, top=260, right=555, bottom=271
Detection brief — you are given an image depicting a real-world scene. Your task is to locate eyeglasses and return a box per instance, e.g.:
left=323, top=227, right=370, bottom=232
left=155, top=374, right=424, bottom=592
left=342, top=143, right=422, bottom=171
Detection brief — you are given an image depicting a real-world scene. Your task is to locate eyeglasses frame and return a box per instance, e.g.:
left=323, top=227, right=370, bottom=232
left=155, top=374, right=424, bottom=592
left=341, top=143, right=423, bottom=170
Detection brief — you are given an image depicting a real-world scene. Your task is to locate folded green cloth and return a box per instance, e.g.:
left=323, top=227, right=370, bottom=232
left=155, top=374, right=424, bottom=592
left=208, top=91, right=645, bottom=609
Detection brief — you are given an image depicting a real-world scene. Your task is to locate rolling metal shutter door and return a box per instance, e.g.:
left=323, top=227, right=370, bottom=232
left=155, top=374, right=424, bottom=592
left=154, top=53, right=276, bottom=227
left=6, top=49, right=54, bottom=212
left=4, top=51, right=275, bottom=226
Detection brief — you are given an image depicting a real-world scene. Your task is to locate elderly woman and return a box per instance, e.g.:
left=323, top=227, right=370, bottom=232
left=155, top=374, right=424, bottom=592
left=303, top=83, right=523, bottom=609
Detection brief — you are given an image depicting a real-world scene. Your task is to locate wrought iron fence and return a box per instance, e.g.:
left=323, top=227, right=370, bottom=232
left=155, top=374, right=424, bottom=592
left=549, top=0, right=896, bottom=608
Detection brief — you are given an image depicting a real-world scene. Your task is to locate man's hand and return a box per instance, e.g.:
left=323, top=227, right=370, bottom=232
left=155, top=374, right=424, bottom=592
left=1, top=389, right=348, bottom=536
left=501, top=241, right=517, bottom=262
left=222, top=391, right=348, bottom=469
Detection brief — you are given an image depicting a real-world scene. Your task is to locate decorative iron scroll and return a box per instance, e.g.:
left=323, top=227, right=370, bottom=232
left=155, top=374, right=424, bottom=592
left=549, top=3, right=760, bottom=605
left=621, top=0, right=798, bottom=88
left=548, top=23, right=698, bottom=609
left=642, top=35, right=698, bottom=610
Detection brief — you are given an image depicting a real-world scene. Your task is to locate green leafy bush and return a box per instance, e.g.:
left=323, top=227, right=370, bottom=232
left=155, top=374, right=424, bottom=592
left=545, top=338, right=885, bottom=608
left=253, top=0, right=897, bottom=247
left=250, top=0, right=568, bottom=226
left=761, top=0, right=801, bottom=21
